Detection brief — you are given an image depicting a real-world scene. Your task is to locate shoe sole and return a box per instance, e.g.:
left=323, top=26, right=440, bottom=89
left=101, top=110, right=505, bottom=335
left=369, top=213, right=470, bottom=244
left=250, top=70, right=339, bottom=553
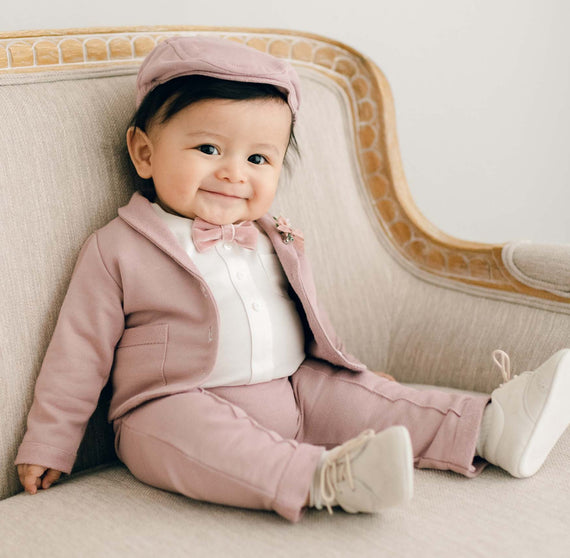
left=336, top=425, right=414, bottom=513
left=517, top=349, right=570, bottom=477
left=391, top=426, right=414, bottom=505
left=367, top=426, right=414, bottom=510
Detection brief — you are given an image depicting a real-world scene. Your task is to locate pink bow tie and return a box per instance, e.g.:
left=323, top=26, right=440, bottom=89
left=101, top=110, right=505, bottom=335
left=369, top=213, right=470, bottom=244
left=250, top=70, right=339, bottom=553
left=192, top=217, right=259, bottom=253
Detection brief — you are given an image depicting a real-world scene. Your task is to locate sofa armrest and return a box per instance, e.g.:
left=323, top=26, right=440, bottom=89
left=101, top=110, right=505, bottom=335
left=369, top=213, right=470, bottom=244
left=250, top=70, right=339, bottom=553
left=502, top=241, right=570, bottom=298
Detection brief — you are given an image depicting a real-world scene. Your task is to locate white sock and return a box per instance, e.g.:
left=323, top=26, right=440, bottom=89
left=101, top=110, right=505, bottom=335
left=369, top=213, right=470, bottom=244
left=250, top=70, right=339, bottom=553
left=476, top=403, right=494, bottom=457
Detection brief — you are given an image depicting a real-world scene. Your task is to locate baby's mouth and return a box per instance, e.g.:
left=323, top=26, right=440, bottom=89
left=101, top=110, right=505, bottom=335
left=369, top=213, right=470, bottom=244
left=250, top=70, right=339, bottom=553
left=202, top=189, right=243, bottom=200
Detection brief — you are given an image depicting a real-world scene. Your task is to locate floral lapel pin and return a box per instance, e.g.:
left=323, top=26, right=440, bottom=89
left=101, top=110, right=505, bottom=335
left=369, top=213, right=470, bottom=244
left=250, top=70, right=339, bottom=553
left=274, top=216, right=304, bottom=251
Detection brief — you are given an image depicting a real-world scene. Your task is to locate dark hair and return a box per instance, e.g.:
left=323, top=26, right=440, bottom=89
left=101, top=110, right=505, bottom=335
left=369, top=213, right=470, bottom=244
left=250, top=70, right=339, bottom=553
left=127, top=75, right=300, bottom=201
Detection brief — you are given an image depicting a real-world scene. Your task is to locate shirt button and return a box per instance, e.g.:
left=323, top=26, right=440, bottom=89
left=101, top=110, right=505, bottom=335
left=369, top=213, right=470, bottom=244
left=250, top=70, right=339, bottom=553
left=252, top=301, right=262, bottom=312
left=223, top=243, right=232, bottom=251
left=236, top=271, right=245, bottom=280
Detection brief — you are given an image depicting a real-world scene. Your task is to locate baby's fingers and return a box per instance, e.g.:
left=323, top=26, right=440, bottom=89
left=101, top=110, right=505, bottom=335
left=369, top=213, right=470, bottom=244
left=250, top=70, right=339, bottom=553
left=375, top=371, right=396, bottom=382
left=21, top=465, right=46, bottom=495
left=41, top=468, right=62, bottom=490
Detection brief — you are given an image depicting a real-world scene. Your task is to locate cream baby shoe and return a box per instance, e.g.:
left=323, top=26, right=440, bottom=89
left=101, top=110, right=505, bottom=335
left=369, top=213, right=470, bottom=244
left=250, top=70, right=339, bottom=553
left=477, top=349, right=570, bottom=478
left=310, top=426, right=414, bottom=514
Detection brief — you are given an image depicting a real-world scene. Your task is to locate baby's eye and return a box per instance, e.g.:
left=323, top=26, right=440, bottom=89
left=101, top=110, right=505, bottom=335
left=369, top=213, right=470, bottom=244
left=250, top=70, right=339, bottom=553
left=248, top=154, right=268, bottom=165
left=197, top=145, right=219, bottom=155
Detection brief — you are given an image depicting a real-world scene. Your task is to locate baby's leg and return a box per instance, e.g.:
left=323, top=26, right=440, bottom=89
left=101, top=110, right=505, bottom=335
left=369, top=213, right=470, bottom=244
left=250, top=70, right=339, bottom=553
left=292, top=359, right=490, bottom=477
left=113, top=385, right=323, bottom=522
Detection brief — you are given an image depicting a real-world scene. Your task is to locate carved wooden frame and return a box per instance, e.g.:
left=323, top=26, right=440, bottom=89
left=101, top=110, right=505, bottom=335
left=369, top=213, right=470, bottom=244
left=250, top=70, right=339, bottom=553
left=1, top=25, right=560, bottom=302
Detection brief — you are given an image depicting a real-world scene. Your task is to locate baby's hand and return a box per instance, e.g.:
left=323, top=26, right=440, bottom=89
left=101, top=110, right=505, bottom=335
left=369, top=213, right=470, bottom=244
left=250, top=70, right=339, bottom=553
left=374, top=371, right=396, bottom=382
left=17, top=464, right=62, bottom=495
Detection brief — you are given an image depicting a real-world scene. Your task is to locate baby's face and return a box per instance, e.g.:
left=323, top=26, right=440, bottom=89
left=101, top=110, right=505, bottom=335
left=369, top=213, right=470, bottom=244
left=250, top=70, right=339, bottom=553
left=136, top=97, right=292, bottom=225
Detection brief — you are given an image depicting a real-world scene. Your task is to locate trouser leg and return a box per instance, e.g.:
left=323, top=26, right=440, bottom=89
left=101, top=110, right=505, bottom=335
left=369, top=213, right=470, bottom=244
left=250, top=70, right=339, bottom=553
left=113, top=386, right=323, bottom=522
left=292, top=359, right=490, bottom=477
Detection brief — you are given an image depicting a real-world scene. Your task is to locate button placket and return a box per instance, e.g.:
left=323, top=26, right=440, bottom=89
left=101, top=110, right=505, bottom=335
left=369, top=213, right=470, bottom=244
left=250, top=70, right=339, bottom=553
left=227, top=243, right=274, bottom=382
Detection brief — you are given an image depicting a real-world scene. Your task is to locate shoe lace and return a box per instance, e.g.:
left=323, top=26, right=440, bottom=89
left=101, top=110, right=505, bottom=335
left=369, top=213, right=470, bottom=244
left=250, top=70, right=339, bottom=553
left=492, top=349, right=532, bottom=386
left=319, top=429, right=375, bottom=515
left=492, top=349, right=512, bottom=384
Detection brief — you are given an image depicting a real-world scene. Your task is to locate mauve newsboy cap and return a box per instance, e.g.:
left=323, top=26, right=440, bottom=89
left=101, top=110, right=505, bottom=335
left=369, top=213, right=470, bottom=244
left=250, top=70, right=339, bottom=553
left=135, top=36, right=301, bottom=117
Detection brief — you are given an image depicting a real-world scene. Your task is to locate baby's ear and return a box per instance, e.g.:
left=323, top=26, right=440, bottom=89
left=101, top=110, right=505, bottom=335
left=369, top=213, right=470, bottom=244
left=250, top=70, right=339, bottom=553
left=126, top=126, right=153, bottom=179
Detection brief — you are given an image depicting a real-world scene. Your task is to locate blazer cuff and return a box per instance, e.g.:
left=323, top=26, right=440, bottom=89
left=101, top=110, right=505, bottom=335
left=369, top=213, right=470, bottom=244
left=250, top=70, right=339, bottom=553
left=14, top=441, right=76, bottom=474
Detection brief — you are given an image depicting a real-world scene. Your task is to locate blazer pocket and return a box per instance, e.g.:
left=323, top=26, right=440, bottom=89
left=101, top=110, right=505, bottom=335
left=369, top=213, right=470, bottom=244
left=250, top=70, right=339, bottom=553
left=114, top=323, right=169, bottom=387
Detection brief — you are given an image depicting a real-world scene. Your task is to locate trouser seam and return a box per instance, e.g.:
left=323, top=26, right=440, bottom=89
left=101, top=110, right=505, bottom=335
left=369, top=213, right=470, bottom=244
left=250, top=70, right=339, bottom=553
left=199, top=388, right=299, bottom=449
left=302, top=365, right=464, bottom=417
left=200, top=388, right=309, bottom=512
left=120, top=420, right=278, bottom=499
left=290, top=374, right=306, bottom=442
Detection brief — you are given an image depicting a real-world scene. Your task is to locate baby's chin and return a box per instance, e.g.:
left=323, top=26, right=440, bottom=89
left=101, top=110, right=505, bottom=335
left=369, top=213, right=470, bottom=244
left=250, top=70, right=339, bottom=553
left=155, top=200, right=195, bottom=220
left=195, top=210, right=264, bottom=226
left=198, top=216, right=254, bottom=226
left=159, top=206, right=234, bottom=224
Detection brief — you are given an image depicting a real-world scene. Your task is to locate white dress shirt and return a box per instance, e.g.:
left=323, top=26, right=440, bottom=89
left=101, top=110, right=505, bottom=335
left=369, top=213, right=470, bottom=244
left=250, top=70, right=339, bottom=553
left=151, top=203, right=306, bottom=387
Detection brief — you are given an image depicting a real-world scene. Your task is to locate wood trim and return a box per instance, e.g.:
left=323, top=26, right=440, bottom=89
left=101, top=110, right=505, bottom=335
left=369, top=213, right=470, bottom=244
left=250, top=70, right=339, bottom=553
left=1, top=25, right=565, bottom=303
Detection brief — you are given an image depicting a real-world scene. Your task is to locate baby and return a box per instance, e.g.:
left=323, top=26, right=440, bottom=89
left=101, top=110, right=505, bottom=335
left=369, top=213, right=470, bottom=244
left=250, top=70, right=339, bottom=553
left=15, top=36, right=570, bottom=522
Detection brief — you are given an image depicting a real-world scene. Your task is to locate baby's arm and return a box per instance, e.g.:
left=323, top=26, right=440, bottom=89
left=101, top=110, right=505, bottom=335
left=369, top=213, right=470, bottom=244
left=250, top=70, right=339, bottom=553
left=17, top=464, right=62, bottom=494
left=15, top=231, right=124, bottom=478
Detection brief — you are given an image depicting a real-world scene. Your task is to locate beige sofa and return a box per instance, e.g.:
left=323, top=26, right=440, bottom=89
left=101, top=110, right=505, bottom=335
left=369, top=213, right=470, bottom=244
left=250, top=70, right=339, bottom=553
left=1, top=26, right=569, bottom=557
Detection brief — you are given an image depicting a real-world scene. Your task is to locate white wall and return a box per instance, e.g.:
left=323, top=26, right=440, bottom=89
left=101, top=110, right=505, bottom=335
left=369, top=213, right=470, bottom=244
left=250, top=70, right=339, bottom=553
left=3, top=0, right=569, bottom=244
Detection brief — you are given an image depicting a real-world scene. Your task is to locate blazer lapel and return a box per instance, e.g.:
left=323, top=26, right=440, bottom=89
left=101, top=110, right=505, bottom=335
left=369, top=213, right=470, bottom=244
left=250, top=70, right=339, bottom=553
left=257, top=214, right=302, bottom=287
left=118, top=192, right=202, bottom=278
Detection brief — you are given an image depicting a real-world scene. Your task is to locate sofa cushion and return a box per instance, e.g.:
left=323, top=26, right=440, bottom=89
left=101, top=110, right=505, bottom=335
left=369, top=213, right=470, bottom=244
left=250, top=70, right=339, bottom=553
left=2, top=428, right=569, bottom=557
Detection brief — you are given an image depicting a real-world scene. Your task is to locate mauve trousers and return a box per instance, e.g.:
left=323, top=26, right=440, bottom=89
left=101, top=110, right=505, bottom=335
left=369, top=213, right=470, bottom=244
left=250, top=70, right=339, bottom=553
left=112, top=358, right=490, bottom=522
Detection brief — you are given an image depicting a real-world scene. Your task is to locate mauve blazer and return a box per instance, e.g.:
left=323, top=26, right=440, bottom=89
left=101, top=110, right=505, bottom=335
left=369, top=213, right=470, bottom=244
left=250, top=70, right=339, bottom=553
left=15, top=192, right=367, bottom=473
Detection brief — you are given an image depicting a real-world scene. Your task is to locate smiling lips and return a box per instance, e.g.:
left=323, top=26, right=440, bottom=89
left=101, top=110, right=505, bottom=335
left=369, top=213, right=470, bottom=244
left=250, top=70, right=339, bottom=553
left=202, top=189, right=244, bottom=200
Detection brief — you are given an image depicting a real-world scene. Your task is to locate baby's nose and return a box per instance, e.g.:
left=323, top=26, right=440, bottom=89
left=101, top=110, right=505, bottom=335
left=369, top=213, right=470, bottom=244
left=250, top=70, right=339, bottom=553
left=216, top=158, right=247, bottom=183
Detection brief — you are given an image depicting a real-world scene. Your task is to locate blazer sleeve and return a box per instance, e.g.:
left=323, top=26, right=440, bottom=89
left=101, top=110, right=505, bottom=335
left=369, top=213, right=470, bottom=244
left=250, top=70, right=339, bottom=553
left=14, top=232, right=125, bottom=474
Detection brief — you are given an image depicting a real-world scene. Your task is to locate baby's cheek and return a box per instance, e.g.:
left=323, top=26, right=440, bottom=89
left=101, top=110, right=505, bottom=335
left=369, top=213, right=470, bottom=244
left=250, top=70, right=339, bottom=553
left=257, top=183, right=279, bottom=207
left=248, top=197, right=274, bottom=221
